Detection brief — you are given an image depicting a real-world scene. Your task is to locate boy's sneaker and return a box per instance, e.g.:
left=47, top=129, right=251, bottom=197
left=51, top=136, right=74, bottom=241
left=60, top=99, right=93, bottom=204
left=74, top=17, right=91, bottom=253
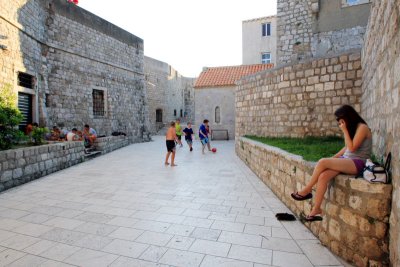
left=190, top=147, right=193, bottom=152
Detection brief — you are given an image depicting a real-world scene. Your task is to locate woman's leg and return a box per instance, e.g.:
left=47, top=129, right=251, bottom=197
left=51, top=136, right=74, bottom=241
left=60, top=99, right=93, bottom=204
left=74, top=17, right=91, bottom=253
left=309, top=169, right=340, bottom=216
left=298, top=158, right=358, bottom=196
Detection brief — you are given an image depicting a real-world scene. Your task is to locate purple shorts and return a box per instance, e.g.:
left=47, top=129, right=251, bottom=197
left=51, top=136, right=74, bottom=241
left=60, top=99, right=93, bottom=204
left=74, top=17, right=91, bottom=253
left=340, top=156, right=365, bottom=174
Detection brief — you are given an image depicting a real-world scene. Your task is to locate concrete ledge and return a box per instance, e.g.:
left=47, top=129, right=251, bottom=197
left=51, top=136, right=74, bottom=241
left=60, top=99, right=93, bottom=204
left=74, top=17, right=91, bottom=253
left=94, top=136, right=130, bottom=154
left=236, top=137, right=392, bottom=267
left=0, top=142, right=85, bottom=193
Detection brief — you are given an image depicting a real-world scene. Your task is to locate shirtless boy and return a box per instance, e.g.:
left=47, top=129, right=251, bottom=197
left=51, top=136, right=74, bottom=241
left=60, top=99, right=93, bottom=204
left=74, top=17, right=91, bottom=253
left=165, top=121, right=178, bottom=166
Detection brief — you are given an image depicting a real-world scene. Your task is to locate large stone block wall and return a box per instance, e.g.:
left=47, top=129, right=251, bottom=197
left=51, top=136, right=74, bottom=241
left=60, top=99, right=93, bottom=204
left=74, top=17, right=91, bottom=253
left=144, top=56, right=195, bottom=134
left=0, top=142, right=85, bottom=192
left=237, top=137, right=392, bottom=266
left=0, top=0, right=47, bottom=122
left=0, top=0, right=150, bottom=142
left=276, top=0, right=370, bottom=66
left=277, top=0, right=314, bottom=65
left=361, top=0, right=400, bottom=265
left=236, top=52, right=362, bottom=139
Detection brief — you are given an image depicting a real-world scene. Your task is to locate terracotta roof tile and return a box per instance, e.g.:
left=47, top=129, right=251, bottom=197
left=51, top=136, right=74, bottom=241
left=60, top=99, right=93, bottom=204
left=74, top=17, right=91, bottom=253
left=194, top=64, right=274, bottom=88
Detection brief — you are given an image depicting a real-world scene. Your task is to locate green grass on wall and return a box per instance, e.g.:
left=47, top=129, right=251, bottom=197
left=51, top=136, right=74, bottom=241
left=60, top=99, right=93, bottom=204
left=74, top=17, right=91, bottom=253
left=245, top=136, right=344, bottom=162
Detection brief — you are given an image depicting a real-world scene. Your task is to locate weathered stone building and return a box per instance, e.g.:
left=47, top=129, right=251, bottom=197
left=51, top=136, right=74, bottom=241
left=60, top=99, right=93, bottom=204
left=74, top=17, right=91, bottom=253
left=277, top=0, right=371, bottom=65
left=144, top=56, right=195, bottom=134
left=236, top=52, right=363, bottom=139
left=242, top=16, right=277, bottom=65
left=195, top=64, right=273, bottom=140
left=0, top=0, right=149, bottom=142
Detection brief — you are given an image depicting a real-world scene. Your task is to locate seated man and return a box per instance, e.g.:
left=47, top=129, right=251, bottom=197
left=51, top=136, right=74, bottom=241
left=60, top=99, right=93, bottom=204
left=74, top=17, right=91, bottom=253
left=48, top=126, right=61, bottom=141
left=66, top=128, right=83, bottom=141
left=83, top=124, right=97, bottom=147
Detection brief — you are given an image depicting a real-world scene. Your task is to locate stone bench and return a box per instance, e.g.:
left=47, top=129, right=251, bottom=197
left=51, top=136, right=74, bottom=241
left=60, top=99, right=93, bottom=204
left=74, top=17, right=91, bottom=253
left=93, top=135, right=129, bottom=154
left=236, top=137, right=392, bottom=267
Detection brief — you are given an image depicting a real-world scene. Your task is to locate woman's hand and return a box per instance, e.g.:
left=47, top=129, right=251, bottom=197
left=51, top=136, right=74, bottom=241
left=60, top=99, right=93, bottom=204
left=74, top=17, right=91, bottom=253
left=338, top=119, right=347, bottom=132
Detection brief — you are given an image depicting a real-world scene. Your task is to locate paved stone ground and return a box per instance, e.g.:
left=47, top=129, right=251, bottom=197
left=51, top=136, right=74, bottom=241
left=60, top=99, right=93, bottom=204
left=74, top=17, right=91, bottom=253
left=0, top=136, right=348, bottom=267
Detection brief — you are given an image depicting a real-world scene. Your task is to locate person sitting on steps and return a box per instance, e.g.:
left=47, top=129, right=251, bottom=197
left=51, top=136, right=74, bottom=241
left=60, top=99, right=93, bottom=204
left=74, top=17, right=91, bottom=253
left=291, top=105, right=372, bottom=222
left=83, top=124, right=97, bottom=148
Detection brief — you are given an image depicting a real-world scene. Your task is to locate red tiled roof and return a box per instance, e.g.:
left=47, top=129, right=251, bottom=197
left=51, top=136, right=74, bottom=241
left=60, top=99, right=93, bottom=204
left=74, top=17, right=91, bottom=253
left=194, top=64, right=274, bottom=88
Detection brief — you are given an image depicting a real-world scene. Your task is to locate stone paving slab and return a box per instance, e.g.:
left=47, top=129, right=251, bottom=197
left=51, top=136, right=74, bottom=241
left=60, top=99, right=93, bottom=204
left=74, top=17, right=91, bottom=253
left=0, top=136, right=350, bottom=267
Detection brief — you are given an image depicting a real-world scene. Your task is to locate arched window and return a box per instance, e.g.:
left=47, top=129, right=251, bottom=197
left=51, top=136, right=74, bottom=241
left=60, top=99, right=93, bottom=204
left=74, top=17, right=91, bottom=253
left=156, top=109, right=163, bottom=123
left=215, top=106, right=221, bottom=123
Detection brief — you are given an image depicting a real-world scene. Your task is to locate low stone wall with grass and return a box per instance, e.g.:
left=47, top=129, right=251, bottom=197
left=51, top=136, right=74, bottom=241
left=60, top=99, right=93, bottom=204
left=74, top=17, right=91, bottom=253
left=94, top=136, right=130, bottom=154
left=236, top=137, right=392, bottom=267
left=0, top=142, right=85, bottom=192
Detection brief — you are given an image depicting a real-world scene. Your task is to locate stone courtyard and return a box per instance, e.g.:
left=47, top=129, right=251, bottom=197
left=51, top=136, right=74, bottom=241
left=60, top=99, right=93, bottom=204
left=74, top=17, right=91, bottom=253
left=0, top=137, right=344, bottom=267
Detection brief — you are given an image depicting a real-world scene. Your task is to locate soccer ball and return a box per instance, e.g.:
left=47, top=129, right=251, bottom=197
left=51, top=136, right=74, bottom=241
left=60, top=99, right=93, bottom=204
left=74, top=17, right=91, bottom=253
left=212, top=148, right=217, bottom=153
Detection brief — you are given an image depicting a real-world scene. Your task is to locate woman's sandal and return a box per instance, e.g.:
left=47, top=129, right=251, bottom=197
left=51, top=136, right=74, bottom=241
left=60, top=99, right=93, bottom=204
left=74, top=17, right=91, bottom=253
left=291, top=192, right=313, bottom=201
left=301, top=213, right=323, bottom=222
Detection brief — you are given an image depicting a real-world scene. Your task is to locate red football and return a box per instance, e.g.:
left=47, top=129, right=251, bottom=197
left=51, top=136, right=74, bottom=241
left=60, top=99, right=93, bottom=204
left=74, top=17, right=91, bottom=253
left=212, top=148, right=217, bottom=153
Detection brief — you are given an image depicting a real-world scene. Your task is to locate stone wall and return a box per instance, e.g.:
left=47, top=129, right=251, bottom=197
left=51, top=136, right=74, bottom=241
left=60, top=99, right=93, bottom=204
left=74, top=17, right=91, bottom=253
left=0, top=142, right=85, bottom=192
left=144, top=56, right=195, bottom=134
left=237, top=137, right=392, bottom=266
left=277, top=0, right=314, bottom=65
left=94, top=136, right=129, bottom=154
left=236, top=52, right=362, bottom=139
left=276, top=0, right=370, bottom=66
left=361, top=0, right=400, bottom=265
left=312, top=27, right=366, bottom=58
left=0, top=0, right=150, bottom=142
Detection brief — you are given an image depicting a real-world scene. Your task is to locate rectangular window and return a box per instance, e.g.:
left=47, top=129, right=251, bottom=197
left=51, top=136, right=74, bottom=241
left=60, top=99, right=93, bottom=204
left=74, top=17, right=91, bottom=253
left=156, top=109, right=163, bottom=123
left=18, top=92, right=33, bottom=130
left=262, top=53, right=271, bottom=64
left=92, top=89, right=105, bottom=117
left=174, top=109, right=177, bottom=116
left=180, top=109, right=183, bottom=117
left=262, top=23, right=271, bottom=37
left=342, top=0, right=370, bottom=7
left=18, top=72, right=34, bottom=89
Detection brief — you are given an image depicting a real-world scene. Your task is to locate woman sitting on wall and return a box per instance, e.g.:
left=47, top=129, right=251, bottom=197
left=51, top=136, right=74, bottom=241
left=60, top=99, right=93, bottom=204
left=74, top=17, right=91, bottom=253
left=291, top=105, right=372, bottom=221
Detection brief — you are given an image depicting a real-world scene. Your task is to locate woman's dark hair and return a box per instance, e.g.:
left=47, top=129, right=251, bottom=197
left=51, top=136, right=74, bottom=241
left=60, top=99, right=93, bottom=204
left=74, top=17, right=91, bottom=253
left=334, top=105, right=367, bottom=140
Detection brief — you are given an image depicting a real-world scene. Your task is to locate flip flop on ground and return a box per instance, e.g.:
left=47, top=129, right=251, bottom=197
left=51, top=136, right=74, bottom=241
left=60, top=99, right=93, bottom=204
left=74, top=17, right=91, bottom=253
left=275, top=213, right=296, bottom=221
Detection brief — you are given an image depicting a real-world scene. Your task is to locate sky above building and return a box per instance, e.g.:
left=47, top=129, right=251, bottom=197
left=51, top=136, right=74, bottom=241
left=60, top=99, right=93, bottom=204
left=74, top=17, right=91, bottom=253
left=78, top=0, right=277, bottom=77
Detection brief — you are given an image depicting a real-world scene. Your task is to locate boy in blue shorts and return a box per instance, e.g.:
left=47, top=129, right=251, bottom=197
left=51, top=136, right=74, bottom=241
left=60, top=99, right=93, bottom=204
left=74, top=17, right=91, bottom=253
left=183, top=122, right=194, bottom=152
left=199, top=119, right=211, bottom=154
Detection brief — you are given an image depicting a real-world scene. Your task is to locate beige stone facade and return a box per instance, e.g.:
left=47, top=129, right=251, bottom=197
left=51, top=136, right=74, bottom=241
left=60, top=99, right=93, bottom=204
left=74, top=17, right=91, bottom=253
left=361, top=0, right=400, bottom=265
left=236, top=52, right=363, bottom=139
left=242, top=16, right=277, bottom=65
